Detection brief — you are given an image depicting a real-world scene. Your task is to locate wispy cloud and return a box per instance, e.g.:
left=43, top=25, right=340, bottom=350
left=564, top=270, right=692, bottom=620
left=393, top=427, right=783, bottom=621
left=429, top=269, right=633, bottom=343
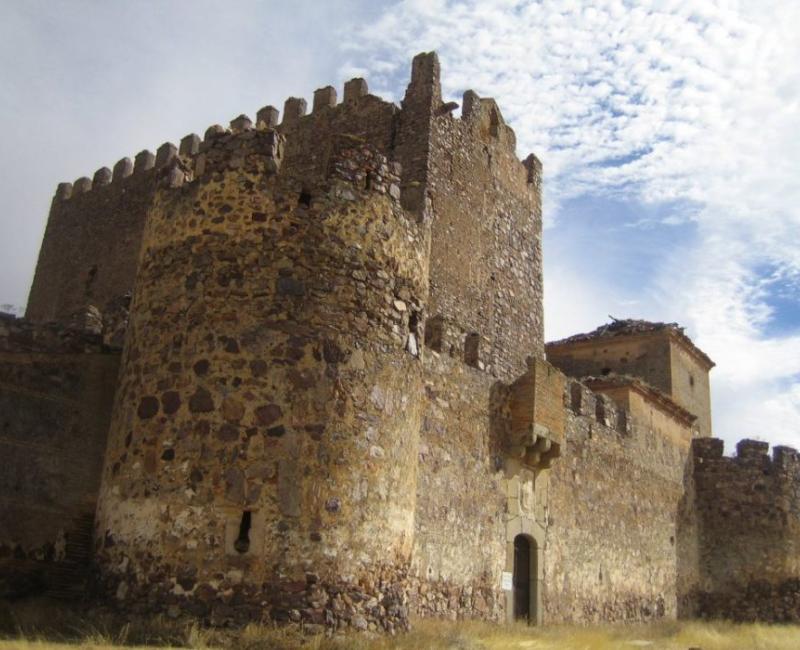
left=341, top=0, right=800, bottom=445
left=1, top=0, right=797, bottom=446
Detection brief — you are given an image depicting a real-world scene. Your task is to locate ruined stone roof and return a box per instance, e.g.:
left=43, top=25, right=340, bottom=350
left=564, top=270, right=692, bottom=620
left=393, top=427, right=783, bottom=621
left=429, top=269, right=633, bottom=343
left=582, top=373, right=698, bottom=427
left=547, top=318, right=715, bottom=370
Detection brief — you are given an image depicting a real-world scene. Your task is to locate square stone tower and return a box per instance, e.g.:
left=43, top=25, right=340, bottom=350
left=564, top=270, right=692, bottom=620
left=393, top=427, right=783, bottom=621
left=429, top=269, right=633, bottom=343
left=546, top=319, right=714, bottom=437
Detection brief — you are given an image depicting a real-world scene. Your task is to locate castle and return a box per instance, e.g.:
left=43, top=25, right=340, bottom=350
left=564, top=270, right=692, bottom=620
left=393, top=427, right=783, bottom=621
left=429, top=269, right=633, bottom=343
left=2, top=52, right=799, bottom=631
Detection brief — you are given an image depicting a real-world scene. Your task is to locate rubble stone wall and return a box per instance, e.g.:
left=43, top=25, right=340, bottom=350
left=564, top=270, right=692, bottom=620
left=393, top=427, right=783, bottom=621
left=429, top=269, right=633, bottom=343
left=0, top=314, right=118, bottom=597
left=87, top=51, right=547, bottom=630
left=93, top=120, right=429, bottom=631
left=402, top=52, right=545, bottom=622
left=545, top=378, right=688, bottom=623
left=427, top=86, right=543, bottom=382
left=683, top=438, right=800, bottom=622
left=409, top=350, right=508, bottom=622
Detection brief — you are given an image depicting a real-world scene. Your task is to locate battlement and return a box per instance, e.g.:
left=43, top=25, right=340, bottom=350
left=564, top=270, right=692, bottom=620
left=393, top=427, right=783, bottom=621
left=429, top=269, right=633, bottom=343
left=691, top=437, right=800, bottom=472
left=50, top=52, right=535, bottom=209
left=30, top=52, right=543, bottom=386
left=685, top=435, right=800, bottom=620
left=565, top=377, right=631, bottom=436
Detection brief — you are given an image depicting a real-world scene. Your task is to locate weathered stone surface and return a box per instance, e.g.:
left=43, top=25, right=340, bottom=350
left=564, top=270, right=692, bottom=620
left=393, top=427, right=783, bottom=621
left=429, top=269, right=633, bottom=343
left=10, top=51, right=779, bottom=635
left=136, top=396, right=159, bottom=419
left=0, top=314, right=119, bottom=600
left=189, top=388, right=214, bottom=413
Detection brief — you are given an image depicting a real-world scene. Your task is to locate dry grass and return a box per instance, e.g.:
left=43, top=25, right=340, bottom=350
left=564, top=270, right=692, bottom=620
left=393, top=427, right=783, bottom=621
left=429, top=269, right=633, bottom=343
left=2, top=604, right=800, bottom=650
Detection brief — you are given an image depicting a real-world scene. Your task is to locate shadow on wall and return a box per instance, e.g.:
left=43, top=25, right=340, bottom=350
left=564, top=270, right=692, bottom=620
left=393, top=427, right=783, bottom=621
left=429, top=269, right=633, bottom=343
left=675, top=448, right=699, bottom=619
left=489, top=380, right=512, bottom=471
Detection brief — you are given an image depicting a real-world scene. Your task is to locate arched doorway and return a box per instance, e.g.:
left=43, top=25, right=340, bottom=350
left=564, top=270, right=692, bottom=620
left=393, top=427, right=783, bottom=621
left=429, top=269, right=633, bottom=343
left=513, top=534, right=537, bottom=622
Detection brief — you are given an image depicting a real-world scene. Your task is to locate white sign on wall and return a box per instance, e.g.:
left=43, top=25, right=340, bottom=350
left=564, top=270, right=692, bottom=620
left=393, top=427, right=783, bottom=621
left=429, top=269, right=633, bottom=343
left=501, top=571, right=513, bottom=591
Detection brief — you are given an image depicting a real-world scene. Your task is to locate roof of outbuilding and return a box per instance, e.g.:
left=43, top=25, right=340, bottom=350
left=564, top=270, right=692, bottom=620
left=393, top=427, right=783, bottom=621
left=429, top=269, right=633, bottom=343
left=546, top=318, right=715, bottom=369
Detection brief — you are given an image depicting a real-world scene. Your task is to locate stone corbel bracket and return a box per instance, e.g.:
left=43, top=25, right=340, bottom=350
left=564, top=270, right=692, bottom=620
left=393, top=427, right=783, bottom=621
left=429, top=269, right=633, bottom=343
left=510, top=423, right=561, bottom=470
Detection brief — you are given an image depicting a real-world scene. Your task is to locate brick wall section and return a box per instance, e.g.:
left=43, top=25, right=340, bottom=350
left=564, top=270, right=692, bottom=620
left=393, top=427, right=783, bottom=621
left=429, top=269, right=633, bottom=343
left=683, top=438, right=800, bottom=621
left=0, top=314, right=119, bottom=598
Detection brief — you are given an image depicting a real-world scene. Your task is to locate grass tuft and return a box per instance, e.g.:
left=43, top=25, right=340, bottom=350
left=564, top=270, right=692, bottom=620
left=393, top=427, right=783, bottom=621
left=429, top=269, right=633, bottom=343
left=2, top=602, right=800, bottom=649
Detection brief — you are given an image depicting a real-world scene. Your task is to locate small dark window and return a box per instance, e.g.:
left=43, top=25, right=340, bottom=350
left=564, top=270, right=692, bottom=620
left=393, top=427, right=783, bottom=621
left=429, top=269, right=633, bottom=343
left=298, top=190, right=312, bottom=207
left=234, top=511, right=251, bottom=554
left=464, top=333, right=480, bottom=367
left=424, top=315, right=444, bottom=352
left=689, top=374, right=695, bottom=388
left=601, top=367, right=611, bottom=376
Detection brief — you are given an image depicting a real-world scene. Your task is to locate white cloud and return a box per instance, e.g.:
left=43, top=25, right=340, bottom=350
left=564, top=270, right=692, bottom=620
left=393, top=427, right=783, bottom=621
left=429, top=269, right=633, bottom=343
left=1, top=0, right=797, bottom=448
left=0, top=0, right=368, bottom=311
left=342, top=0, right=800, bottom=447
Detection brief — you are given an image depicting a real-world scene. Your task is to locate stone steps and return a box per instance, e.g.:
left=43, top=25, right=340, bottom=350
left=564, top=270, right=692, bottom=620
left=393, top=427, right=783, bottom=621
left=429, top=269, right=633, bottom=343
left=45, top=512, right=95, bottom=601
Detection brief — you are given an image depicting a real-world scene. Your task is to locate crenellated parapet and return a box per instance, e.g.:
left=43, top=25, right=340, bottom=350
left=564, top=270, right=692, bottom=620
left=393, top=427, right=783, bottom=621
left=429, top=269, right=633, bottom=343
left=685, top=436, right=800, bottom=622
left=565, top=377, right=630, bottom=436
left=30, top=53, right=542, bottom=382
left=691, top=436, right=800, bottom=476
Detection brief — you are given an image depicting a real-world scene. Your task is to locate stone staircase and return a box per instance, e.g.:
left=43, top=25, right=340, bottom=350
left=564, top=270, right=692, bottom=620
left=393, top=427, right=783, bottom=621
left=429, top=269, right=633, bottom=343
left=45, top=512, right=95, bottom=601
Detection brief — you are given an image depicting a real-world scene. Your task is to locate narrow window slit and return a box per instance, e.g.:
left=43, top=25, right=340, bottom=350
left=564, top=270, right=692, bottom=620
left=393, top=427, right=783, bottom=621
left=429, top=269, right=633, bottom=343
left=234, top=511, right=251, bottom=554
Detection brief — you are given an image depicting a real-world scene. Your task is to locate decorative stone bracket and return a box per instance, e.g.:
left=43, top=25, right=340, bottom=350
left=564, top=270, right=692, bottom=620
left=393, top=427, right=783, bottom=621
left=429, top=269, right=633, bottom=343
left=510, top=423, right=560, bottom=470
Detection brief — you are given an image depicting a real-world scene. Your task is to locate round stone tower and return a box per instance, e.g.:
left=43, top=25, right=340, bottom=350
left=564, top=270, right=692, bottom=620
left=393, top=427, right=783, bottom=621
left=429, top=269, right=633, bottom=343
left=94, top=121, right=429, bottom=629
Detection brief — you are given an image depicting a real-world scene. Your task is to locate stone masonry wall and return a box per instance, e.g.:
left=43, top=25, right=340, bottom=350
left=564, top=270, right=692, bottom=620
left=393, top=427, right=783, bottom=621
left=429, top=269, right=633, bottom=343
left=93, top=121, right=429, bottom=632
left=23, top=52, right=551, bottom=629
left=546, top=331, right=713, bottom=438
left=545, top=378, right=688, bottom=623
left=683, top=438, right=800, bottom=622
left=399, top=53, right=545, bottom=622
left=426, top=82, right=543, bottom=381
left=408, top=350, right=507, bottom=622
left=669, top=343, right=713, bottom=439
left=0, top=314, right=119, bottom=598
left=26, top=165, right=157, bottom=324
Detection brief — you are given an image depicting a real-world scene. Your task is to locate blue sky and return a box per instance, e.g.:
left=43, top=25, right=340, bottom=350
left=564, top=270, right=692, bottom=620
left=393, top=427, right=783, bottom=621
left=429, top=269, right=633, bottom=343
left=1, top=0, right=798, bottom=449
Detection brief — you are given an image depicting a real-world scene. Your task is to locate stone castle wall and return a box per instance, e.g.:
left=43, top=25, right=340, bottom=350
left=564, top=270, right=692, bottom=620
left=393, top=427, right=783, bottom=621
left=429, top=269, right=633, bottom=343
left=93, top=121, right=428, bottom=631
left=25, top=161, right=157, bottom=324
left=0, top=314, right=119, bottom=598
left=14, top=49, right=794, bottom=633
left=544, top=378, right=690, bottom=623
left=682, top=438, right=800, bottom=622
left=87, top=52, right=544, bottom=631
left=407, top=351, right=507, bottom=621
left=426, top=90, right=543, bottom=381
